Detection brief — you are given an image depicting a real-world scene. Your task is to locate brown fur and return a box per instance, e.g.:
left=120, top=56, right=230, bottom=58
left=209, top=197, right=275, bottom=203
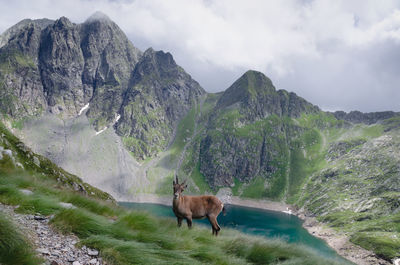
left=172, top=176, right=224, bottom=236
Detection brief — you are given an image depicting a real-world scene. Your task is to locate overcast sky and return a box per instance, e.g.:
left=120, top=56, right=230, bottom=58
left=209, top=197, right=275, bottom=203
left=1, top=0, right=399, bottom=112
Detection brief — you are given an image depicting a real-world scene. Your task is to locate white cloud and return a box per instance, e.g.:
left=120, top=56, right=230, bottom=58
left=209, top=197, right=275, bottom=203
left=0, top=0, right=400, bottom=111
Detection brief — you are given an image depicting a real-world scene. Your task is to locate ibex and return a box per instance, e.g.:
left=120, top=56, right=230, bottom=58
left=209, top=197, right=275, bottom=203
left=172, top=176, right=225, bottom=236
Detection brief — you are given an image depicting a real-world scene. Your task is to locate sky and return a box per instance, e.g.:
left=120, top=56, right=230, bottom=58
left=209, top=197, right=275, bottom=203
left=0, top=0, right=399, bottom=112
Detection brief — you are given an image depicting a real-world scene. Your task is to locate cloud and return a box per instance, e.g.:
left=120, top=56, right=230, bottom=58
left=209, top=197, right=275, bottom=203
left=0, top=0, right=399, bottom=111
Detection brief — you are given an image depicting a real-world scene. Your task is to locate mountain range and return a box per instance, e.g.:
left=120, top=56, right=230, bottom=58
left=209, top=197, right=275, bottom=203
left=0, top=13, right=399, bottom=262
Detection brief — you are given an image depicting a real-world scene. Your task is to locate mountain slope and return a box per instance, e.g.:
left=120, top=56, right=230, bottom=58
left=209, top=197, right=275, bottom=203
left=191, top=70, right=322, bottom=199
left=0, top=120, right=349, bottom=265
left=0, top=14, right=399, bottom=262
left=116, top=48, right=205, bottom=159
left=0, top=13, right=205, bottom=198
left=297, top=118, right=400, bottom=260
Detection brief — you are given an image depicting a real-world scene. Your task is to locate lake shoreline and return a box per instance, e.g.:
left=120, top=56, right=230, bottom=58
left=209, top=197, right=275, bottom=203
left=123, top=194, right=392, bottom=265
left=296, top=210, right=391, bottom=265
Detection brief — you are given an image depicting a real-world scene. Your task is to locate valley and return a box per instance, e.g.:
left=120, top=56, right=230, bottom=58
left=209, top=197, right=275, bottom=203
left=0, top=13, right=399, bottom=264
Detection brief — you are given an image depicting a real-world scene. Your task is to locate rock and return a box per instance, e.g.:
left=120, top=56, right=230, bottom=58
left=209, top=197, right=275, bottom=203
left=72, top=261, right=81, bottom=265
left=52, top=250, right=61, bottom=257
left=59, top=202, right=76, bottom=209
left=19, top=189, right=33, bottom=195
left=33, top=156, right=40, bottom=167
left=332, top=110, right=398, bottom=125
left=87, top=248, right=99, bottom=256
left=34, top=215, right=46, bottom=221
left=89, top=259, right=97, bottom=264
left=2, top=149, right=12, bottom=157
left=67, top=256, right=75, bottom=262
left=114, top=48, right=205, bottom=159
left=36, top=248, right=50, bottom=255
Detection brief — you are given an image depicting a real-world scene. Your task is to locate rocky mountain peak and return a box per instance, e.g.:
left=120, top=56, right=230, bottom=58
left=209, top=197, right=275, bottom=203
left=85, top=11, right=112, bottom=23
left=135, top=48, right=180, bottom=80
left=216, top=70, right=318, bottom=121
left=54, top=16, right=73, bottom=28
left=217, top=70, right=276, bottom=110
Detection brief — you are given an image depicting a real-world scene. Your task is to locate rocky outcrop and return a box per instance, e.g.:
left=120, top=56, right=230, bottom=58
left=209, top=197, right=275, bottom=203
left=332, top=110, right=398, bottom=125
left=0, top=13, right=142, bottom=120
left=115, top=48, right=205, bottom=158
left=215, top=70, right=319, bottom=122
left=81, top=12, right=142, bottom=128
left=0, top=13, right=203, bottom=159
left=199, top=70, right=317, bottom=190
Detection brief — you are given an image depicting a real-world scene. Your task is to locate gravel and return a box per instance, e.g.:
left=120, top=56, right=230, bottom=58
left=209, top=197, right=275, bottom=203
left=0, top=203, right=103, bottom=265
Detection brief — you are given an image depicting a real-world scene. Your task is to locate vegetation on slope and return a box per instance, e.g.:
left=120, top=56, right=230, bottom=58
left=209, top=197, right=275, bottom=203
left=296, top=119, right=400, bottom=261
left=0, top=212, right=42, bottom=265
left=0, top=119, right=349, bottom=264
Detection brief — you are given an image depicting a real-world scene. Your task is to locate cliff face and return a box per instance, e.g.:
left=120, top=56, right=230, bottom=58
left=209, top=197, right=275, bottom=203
left=0, top=14, right=142, bottom=119
left=198, top=70, right=320, bottom=193
left=0, top=13, right=203, bottom=159
left=115, top=48, right=205, bottom=158
left=216, top=70, right=319, bottom=121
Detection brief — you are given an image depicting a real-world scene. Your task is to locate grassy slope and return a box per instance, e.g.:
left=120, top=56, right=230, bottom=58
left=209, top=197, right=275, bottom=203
left=294, top=116, right=400, bottom=261
left=0, top=212, right=43, bottom=265
left=177, top=102, right=399, bottom=262
left=0, top=120, right=350, bottom=265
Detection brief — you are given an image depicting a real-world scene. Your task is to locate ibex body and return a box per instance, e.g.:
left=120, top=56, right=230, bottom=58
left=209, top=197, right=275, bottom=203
left=172, top=176, right=224, bottom=235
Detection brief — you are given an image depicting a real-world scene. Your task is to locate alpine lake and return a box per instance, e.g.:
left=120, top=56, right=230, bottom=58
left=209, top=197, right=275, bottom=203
left=119, top=202, right=351, bottom=263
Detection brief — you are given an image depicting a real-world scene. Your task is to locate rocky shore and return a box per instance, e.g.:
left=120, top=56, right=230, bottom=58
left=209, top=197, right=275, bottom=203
left=0, top=203, right=102, bottom=265
left=297, top=210, right=392, bottom=265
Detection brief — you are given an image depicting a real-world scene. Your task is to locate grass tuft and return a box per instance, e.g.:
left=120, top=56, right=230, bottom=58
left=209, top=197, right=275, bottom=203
left=0, top=212, right=42, bottom=265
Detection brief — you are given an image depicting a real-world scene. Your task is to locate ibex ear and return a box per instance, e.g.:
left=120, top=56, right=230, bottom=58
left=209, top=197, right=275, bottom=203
left=184, top=184, right=188, bottom=189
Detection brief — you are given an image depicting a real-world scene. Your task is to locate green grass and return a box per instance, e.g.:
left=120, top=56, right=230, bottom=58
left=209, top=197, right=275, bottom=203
left=0, top=115, right=354, bottom=265
left=189, top=162, right=211, bottom=194
left=350, top=232, right=400, bottom=260
left=168, top=105, right=197, bottom=161
left=0, top=212, right=42, bottom=265
left=241, top=177, right=266, bottom=198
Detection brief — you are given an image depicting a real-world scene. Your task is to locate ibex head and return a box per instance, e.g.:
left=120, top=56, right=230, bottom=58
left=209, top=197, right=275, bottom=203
left=173, top=175, right=187, bottom=199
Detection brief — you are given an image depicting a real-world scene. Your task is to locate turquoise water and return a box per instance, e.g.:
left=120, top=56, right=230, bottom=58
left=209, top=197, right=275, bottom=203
left=119, top=202, right=349, bottom=263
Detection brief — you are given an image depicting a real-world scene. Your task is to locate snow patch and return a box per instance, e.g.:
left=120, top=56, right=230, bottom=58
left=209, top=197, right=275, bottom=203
left=78, top=103, right=89, bottom=116
left=95, top=127, right=107, bottom=135
left=115, top=114, right=121, bottom=123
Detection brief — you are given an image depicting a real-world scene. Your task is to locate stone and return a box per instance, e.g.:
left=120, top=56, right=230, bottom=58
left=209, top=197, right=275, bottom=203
left=34, top=215, right=46, bottom=221
left=33, top=156, right=40, bottom=167
left=19, top=189, right=33, bottom=195
left=87, top=248, right=99, bottom=256
left=36, top=248, right=50, bottom=255
left=59, top=202, right=76, bottom=209
left=2, top=149, right=12, bottom=157
left=89, top=259, right=97, bottom=264
left=72, top=261, right=81, bottom=265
